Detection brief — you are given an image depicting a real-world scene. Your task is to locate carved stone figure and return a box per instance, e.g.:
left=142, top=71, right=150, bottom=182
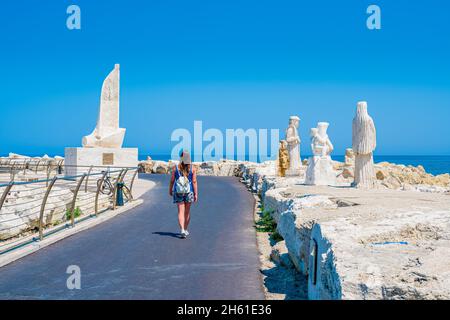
left=82, top=64, right=126, bottom=148
left=305, top=122, right=336, bottom=186
left=285, top=116, right=301, bottom=176
left=278, top=140, right=290, bottom=177
left=352, top=101, right=377, bottom=188
left=344, top=148, right=355, bottom=167
left=311, top=123, right=334, bottom=157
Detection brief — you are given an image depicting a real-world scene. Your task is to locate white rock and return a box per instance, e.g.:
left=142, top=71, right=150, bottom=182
left=8, top=153, right=29, bottom=159
left=152, top=161, right=170, bottom=174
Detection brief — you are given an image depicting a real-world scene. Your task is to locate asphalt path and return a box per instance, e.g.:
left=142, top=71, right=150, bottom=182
left=0, top=174, right=265, bottom=300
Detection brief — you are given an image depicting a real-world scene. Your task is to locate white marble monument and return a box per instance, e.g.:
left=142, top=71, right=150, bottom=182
left=285, top=116, right=302, bottom=176
left=83, top=64, right=126, bottom=148
left=65, top=64, right=138, bottom=176
left=305, top=122, right=336, bottom=186
left=352, top=101, right=377, bottom=189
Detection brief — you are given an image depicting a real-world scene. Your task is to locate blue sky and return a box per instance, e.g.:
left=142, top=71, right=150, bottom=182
left=1, top=0, right=450, bottom=157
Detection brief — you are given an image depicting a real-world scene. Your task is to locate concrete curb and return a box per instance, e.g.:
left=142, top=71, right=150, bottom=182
left=0, top=199, right=144, bottom=268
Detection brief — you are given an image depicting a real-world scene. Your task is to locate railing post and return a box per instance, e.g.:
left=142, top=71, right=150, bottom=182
left=84, top=165, right=94, bottom=193
left=69, top=174, right=87, bottom=227
left=10, top=162, right=16, bottom=182
left=24, top=159, right=30, bottom=175
left=94, top=171, right=108, bottom=216
left=57, top=159, right=64, bottom=175
left=46, top=163, right=52, bottom=186
left=35, top=160, right=41, bottom=174
left=112, top=169, right=127, bottom=210
left=38, top=177, right=58, bottom=241
left=0, top=183, right=14, bottom=211
left=128, top=169, right=139, bottom=200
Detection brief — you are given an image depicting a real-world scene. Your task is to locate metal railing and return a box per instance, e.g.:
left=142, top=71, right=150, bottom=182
left=0, top=157, right=139, bottom=184
left=0, top=166, right=139, bottom=255
left=0, top=158, right=65, bottom=183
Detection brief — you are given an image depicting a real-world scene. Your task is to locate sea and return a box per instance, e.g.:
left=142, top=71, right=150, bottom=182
left=140, top=155, right=450, bottom=176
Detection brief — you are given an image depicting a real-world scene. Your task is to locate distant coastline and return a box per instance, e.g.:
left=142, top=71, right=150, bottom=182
left=140, top=155, right=450, bottom=176
left=2, top=153, right=449, bottom=176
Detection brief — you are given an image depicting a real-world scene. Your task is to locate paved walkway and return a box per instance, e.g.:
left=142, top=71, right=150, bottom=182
left=0, top=175, right=265, bottom=300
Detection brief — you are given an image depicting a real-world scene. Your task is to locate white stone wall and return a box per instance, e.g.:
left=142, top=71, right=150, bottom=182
left=65, top=147, right=138, bottom=176
left=243, top=160, right=450, bottom=300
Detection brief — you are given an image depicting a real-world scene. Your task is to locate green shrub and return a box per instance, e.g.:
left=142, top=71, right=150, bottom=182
left=270, top=231, right=284, bottom=243
left=255, top=209, right=276, bottom=232
left=255, top=207, right=284, bottom=243
left=65, top=207, right=83, bottom=221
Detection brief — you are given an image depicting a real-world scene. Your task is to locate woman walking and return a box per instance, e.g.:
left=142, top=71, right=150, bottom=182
left=169, top=150, right=198, bottom=239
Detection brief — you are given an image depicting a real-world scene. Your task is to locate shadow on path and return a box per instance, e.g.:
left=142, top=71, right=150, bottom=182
left=152, top=232, right=183, bottom=239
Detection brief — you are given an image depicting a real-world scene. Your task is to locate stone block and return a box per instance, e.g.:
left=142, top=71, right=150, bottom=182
left=64, top=147, right=138, bottom=176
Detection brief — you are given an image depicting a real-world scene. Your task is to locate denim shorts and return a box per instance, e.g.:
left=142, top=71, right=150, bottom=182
left=173, top=192, right=194, bottom=204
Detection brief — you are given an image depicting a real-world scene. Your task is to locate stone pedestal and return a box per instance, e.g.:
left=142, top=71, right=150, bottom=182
left=65, top=147, right=138, bottom=176
left=305, top=156, right=336, bottom=186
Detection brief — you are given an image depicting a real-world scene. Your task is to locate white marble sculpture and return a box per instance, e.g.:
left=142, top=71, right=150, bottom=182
left=352, top=101, right=377, bottom=188
left=344, top=148, right=355, bottom=167
left=82, top=64, right=126, bottom=148
left=305, top=122, right=336, bottom=186
left=285, top=116, right=301, bottom=176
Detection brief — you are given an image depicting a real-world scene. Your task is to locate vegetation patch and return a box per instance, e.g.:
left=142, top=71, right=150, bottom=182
left=65, top=207, right=83, bottom=221
left=255, top=204, right=283, bottom=243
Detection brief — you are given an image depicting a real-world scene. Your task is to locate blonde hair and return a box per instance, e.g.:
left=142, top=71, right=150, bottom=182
left=179, top=162, right=190, bottom=177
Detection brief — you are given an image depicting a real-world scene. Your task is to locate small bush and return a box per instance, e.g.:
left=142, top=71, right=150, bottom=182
left=270, top=231, right=283, bottom=243
left=255, top=209, right=276, bottom=232
left=65, top=207, right=83, bottom=221
left=255, top=207, right=284, bottom=243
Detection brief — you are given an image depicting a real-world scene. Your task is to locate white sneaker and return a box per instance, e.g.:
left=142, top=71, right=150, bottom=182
left=185, top=230, right=190, bottom=236
left=180, top=230, right=187, bottom=239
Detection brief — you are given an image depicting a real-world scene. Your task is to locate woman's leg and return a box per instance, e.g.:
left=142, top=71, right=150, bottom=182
left=184, top=202, right=192, bottom=230
left=177, top=203, right=185, bottom=231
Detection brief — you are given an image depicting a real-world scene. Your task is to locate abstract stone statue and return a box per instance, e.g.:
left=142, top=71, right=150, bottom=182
left=278, top=140, right=290, bottom=177
left=352, top=101, right=377, bottom=188
left=305, top=122, right=336, bottom=186
left=285, top=116, right=301, bottom=176
left=82, top=64, right=126, bottom=148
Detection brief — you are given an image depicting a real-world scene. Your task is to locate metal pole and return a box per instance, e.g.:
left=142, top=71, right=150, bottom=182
left=58, top=159, right=64, bottom=175
left=112, top=169, right=127, bottom=210
left=128, top=169, right=139, bottom=200
left=35, top=160, right=41, bottom=174
left=94, top=171, right=108, bottom=216
left=38, top=177, right=58, bottom=241
left=85, top=165, right=93, bottom=193
left=46, top=164, right=52, bottom=186
left=24, top=159, right=30, bottom=175
left=70, top=174, right=87, bottom=227
left=10, top=162, right=16, bottom=182
left=0, top=183, right=14, bottom=211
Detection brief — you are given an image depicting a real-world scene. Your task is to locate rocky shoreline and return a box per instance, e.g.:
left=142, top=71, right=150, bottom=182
left=138, top=155, right=450, bottom=193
